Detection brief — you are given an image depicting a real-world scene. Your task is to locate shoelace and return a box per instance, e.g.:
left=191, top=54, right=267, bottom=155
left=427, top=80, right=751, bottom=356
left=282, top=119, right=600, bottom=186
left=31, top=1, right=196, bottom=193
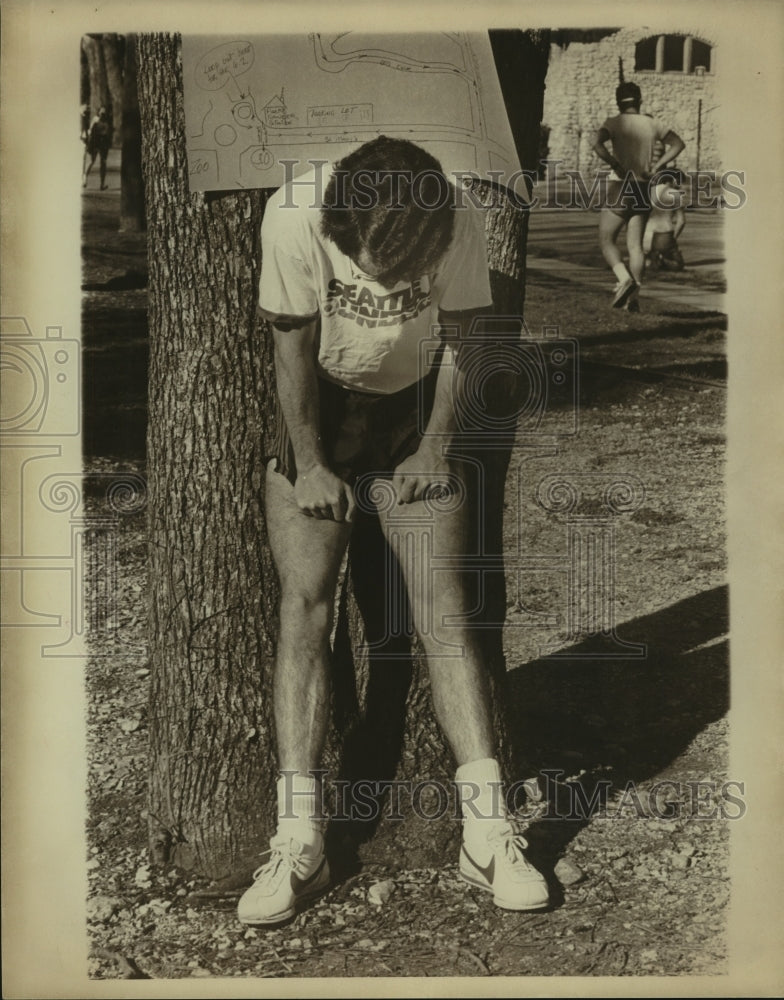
left=487, top=824, right=538, bottom=879
left=251, top=836, right=311, bottom=886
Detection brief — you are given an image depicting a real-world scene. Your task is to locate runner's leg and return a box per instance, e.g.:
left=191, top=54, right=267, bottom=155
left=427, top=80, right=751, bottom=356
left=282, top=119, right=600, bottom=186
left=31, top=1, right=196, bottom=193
left=598, top=208, right=627, bottom=271
left=626, top=213, right=647, bottom=285
left=265, top=466, right=352, bottom=774
left=83, top=149, right=97, bottom=186
left=374, top=472, right=495, bottom=766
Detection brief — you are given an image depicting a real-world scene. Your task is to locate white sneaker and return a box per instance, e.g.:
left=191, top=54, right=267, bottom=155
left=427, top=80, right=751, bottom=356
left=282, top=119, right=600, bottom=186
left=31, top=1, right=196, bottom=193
left=611, top=276, right=638, bottom=308
left=460, top=821, right=549, bottom=911
left=237, top=833, right=330, bottom=926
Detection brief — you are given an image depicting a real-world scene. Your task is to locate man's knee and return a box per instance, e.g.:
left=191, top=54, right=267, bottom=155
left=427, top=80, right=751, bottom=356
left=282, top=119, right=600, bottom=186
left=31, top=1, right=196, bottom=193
left=278, top=587, right=335, bottom=641
left=280, top=573, right=335, bottom=645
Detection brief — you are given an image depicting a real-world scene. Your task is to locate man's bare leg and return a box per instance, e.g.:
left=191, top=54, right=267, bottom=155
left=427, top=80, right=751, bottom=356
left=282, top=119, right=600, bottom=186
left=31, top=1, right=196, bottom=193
left=265, top=465, right=351, bottom=775
left=82, top=150, right=96, bottom=187
left=374, top=477, right=494, bottom=766
left=626, top=213, right=646, bottom=285
left=237, top=466, right=348, bottom=926
left=599, top=208, right=638, bottom=307
left=374, top=474, right=549, bottom=909
left=598, top=208, right=627, bottom=271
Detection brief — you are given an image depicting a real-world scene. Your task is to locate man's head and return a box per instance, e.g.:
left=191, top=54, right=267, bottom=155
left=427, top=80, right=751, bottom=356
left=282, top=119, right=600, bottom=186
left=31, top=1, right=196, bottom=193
left=615, top=81, right=642, bottom=111
left=321, top=136, right=455, bottom=288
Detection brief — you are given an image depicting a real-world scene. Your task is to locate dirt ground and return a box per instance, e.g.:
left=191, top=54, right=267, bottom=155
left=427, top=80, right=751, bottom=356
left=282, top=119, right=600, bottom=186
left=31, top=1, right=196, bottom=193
left=83, top=165, right=729, bottom=981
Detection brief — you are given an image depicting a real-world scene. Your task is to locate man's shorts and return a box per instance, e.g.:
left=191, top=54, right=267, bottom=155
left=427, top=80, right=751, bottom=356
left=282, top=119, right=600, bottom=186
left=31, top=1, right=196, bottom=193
left=266, top=367, right=439, bottom=488
left=605, top=178, right=652, bottom=221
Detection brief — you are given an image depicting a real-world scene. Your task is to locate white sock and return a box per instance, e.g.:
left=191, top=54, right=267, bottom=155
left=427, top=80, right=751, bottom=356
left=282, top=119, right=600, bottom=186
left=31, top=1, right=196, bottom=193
left=612, top=262, right=632, bottom=283
left=276, top=773, right=324, bottom=851
left=455, top=758, right=507, bottom=856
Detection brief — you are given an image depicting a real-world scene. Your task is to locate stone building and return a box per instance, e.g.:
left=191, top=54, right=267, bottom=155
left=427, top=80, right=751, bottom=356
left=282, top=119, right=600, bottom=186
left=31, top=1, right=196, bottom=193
left=542, top=27, right=719, bottom=175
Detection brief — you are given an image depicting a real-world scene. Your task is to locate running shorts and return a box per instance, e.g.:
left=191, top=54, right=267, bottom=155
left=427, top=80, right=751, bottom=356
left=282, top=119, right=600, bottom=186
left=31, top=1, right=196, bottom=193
left=266, top=367, right=439, bottom=487
left=605, top=178, right=652, bottom=221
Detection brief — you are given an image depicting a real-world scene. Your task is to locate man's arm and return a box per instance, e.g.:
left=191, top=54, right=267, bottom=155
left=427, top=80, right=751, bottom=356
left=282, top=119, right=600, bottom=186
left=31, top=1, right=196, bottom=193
left=392, top=309, right=486, bottom=505
left=592, top=126, right=625, bottom=176
left=651, top=130, right=686, bottom=174
left=271, top=318, right=355, bottom=522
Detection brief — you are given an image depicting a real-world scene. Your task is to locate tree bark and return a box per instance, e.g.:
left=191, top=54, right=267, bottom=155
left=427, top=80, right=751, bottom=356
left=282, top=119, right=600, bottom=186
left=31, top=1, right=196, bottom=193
left=140, top=30, right=549, bottom=881
left=101, top=34, right=125, bottom=147
left=120, top=35, right=146, bottom=232
left=80, top=44, right=90, bottom=107
left=140, top=33, right=280, bottom=878
left=81, top=34, right=110, bottom=118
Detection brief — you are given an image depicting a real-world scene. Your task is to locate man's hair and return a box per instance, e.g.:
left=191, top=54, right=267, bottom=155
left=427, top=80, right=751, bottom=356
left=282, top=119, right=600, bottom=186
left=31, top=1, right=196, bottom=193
left=615, top=81, right=642, bottom=109
left=321, top=136, right=455, bottom=288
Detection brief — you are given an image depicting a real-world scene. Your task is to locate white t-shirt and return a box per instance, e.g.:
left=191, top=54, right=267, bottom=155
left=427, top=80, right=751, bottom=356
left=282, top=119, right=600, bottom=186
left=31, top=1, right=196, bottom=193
left=259, top=167, right=493, bottom=393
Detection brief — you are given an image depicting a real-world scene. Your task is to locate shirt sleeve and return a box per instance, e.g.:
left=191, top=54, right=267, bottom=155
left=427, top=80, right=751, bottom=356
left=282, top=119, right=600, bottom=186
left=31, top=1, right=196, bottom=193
left=434, top=202, right=493, bottom=313
left=258, top=199, right=319, bottom=323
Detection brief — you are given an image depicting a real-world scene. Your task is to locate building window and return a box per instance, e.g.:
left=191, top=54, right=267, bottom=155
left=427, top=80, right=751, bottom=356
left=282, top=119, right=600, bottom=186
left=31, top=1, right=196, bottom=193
left=662, top=35, right=685, bottom=72
left=634, top=34, right=713, bottom=74
left=634, top=35, right=657, bottom=71
left=692, top=38, right=712, bottom=73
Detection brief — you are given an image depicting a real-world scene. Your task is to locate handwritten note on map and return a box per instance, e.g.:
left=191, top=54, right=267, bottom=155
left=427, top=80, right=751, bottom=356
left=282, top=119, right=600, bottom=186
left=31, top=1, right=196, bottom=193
left=181, top=32, right=520, bottom=192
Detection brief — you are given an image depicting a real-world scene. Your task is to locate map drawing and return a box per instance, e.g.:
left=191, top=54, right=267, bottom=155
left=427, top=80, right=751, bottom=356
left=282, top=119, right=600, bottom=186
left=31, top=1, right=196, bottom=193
left=181, top=33, right=521, bottom=192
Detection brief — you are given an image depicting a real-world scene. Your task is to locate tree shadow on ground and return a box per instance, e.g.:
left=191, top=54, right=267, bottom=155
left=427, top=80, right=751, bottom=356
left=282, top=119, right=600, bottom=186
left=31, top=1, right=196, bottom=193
left=505, top=584, right=729, bottom=888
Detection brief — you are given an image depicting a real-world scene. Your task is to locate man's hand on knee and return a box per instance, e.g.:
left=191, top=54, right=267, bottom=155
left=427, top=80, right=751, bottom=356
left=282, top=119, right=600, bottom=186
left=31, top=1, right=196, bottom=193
left=295, top=464, right=355, bottom=522
left=392, top=448, right=453, bottom=505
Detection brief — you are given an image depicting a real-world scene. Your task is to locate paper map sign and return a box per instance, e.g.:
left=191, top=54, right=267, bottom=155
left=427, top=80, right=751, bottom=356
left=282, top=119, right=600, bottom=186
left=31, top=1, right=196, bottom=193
left=181, top=32, right=521, bottom=192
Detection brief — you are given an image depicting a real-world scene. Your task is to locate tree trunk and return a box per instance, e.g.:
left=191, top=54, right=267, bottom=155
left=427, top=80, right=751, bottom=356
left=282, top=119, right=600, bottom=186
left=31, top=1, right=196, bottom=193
left=120, top=35, right=146, bottom=233
left=140, top=30, right=549, bottom=881
left=80, top=44, right=90, bottom=107
left=139, top=33, right=280, bottom=879
left=81, top=34, right=110, bottom=118
left=101, top=33, right=125, bottom=147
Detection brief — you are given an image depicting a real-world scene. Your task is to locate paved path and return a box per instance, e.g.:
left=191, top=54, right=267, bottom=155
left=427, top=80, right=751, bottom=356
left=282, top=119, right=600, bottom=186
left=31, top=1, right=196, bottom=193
left=526, top=253, right=726, bottom=313
left=525, top=199, right=726, bottom=314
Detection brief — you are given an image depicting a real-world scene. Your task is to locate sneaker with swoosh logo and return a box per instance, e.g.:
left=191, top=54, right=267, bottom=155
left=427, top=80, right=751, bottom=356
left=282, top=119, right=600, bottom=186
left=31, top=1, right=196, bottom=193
left=611, top=276, right=638, bottom=309
left=237, top=833, right=330, bottom=926
left=460, top=821, right=549, bottom=911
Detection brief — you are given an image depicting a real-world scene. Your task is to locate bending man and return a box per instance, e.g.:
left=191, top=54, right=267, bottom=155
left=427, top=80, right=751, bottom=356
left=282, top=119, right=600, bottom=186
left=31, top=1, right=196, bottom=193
left=238, top=136, right=549, bottom=926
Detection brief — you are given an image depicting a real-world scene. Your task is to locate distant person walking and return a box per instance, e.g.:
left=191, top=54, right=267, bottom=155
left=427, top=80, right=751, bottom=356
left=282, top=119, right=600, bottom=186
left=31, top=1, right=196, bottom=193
left=83, top=105, right=113, bottom=190
left=592, top=82, right=685, bottom=309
